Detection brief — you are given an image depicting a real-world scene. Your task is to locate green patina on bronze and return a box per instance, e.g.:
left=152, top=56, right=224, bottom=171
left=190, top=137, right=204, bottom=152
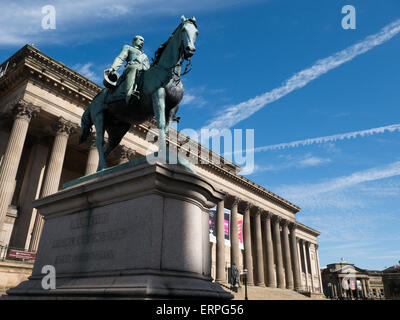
left=78, top=16, right=199, bottom=174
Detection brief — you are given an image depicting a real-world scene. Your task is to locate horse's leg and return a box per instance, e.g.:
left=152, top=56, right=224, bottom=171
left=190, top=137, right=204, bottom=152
left=94, top=112, right=107, bottom=171
left=104, top=121, right=131, bottom=159
left=166, top=104, right=179, bottom=133
left=152, top=88, right=167, bottom=155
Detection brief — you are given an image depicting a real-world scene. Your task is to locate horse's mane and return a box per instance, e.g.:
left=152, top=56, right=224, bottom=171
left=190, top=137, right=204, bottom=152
left=151, top=19, right=197, bottom=67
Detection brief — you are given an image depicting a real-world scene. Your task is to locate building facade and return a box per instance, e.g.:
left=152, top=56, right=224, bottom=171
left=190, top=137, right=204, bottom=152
left=321, top=260, right=385, bottom=299
left=382, top=263, right=400, bottom=300
left=0, top=45, right=323, bottom=295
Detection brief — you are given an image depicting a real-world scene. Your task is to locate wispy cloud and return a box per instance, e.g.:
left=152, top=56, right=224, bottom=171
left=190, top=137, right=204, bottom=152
left=242, top=153, right=331, bottom=175
left=254, top=123, right=400, bottom=152
left=0, top=0, right=258, bottom=47
left=72, top=62, right=102, bottom=83
left=201, top=19, right=400, bottom=131
left=277, top=160, right=400, bottom=207
left=181, top=86, right=207, bottom=108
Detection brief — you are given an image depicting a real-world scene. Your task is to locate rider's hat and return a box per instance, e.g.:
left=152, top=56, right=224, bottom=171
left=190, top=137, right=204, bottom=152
left=103, top=69, right=119, bottom=89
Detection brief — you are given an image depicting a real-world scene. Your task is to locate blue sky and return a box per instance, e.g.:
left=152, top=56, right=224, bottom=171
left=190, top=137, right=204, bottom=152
left=0, top=0, right=399, bottom=270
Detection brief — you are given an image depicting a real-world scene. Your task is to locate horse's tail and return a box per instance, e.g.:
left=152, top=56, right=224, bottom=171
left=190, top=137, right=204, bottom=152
left=79, top=105, right=93, bottom=144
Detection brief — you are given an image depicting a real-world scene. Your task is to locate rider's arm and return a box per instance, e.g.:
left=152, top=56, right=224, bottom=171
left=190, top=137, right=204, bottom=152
left=142, top=56, right=150, bottom=70
left=110, top=45, right=129, bottom=71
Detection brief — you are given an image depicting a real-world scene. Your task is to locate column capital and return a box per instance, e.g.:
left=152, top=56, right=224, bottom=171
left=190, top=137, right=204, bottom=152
left=116, top=145, right=135, bottom=162
left=252, top=206, right=262, bottom=216
left=51, top=117, right=77, bottom=136
left=263, top=210, right=273, bottom=219
left=226, top=194, right=240, bottom=207
left=12, top=100, right=40, bottom=121
left=87, top=132, right=97, bottom=148
left=289, top=222, right=297, bottom=231
left=271, top=214, right=282, bottom=223
left=240, top=201, right=251, bottom=212
left=281, top=219, right=291, bottom=228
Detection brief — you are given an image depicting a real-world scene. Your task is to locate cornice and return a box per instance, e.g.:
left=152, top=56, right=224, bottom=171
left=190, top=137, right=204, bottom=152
left=0, top=45, right=101, bottom=106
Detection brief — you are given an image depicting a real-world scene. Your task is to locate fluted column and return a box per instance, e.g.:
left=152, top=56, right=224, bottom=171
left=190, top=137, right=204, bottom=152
left=301, top=240, right=310, bottom=291
left=85, top=134, right=99, bottom=175
left=289, top=224, right=302, bottom=291
left=307, top=243, right=315, bottom=292
left=117, top=145, right=135, bottom=164
left=216, top=199, right=226, bottom=283
left=314, top=244, right=323, bottom=293
left=243, top=202, right=254, bottom=285
left=230, top=197, right=239, bottom=270
left=29, top=117, right=76, bottom=251
left=253, top=207, right=265, bottom=286
left=272, top=215, right=285, bottom=288
left=263, top=212, right=276, bottom=288
left=0, top=101, right=39, bottom=245
left=282, top=220, right=294, bottom=290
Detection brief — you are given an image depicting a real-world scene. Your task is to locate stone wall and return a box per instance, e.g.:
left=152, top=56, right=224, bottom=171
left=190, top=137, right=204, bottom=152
left=0, top=261, right=33, bottom=295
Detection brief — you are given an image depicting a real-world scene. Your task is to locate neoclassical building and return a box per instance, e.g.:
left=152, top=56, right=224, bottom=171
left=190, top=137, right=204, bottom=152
left=0, top=45, right=323, bottom=295
left=321, top=260, right=385, bottom=299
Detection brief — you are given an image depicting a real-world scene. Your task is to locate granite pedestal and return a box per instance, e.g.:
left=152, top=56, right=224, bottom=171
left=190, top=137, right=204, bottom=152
left=6, top=160, right=233, bottom=299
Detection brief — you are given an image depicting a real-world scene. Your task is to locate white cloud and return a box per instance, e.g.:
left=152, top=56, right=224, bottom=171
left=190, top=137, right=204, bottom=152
left=276, top=160, right=400, bottom=208
left=242, top=153, right=331, bottom=176
left=297, top=155, right=331, bottom=167
left=201, top=19, right=400, bottom=131
left=254, top=123, right=400, bottom=152
left=72, top=62, right=102, bottom=83
left=0, top=0, right=258, bottom=47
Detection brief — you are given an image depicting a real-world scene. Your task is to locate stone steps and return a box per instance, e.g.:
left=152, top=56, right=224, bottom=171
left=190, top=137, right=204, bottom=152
left=220, top=284, right=322, bottom=300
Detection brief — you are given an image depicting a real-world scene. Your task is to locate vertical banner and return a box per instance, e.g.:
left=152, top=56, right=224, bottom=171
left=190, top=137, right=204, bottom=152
left=209, top=210, right=216, bottom=243
left=209, top=211, right=244, bottom=249
left=237, top=214, right=243, bottom=249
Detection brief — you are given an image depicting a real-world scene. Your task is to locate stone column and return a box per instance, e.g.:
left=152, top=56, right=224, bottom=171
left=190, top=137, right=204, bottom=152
left=230, top=197, right=240, bottom=271
left=263, top=212, right=276, bottom=288
left=301, top=240, right=310, bottom=291
left=306, top=242, right=315, bottom=292
left=253, top=207, right=265, bottom=286
left=243, top=202, right=254, bottom=285
left=282, top=220, right=294, bottom=290
left=29, top=117, right=76, bottom=252
left=117, top=145, right=135, bottom=164
left=9, top=142, right=48, bottom=249
left=84, top=134, right=99, bottom=175
left=0, top=101, right=39, bottom=245
left=272, top=215, right=285, bottom=289
left=314, top=244, right=323, bottom=293
left=289, top=224, right=302, bottom=291
left=215, top=199, right=226, bottom=283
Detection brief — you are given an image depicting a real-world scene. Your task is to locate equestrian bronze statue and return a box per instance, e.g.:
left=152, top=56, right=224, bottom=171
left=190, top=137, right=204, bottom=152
left=79, top=16, right=198, bottom=171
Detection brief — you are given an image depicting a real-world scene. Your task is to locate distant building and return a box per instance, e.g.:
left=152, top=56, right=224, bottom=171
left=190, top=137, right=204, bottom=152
left=382, top=263, right=400, bottom=300
left=321, top=259, right=384, bottom=299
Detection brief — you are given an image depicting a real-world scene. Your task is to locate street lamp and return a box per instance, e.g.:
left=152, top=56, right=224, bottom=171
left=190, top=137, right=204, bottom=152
left=243, top=269, right=248, bottom=300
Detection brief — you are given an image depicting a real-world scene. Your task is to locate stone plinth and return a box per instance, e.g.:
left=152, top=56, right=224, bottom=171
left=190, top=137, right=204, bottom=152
left=6, top=161, right=233, bottom=299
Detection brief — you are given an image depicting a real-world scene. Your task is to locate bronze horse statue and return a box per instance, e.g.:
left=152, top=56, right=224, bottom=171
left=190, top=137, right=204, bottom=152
left=79, top=16, right=198, bottom=171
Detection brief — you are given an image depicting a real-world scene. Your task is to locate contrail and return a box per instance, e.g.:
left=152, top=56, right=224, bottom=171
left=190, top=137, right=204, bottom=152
left=254, top=123, right=400, bottom=152
left=201, top=19, right=400, bottom=132
left=277, top=160, right=400, bottom=199
left=225, top=123, right=400, bottom=156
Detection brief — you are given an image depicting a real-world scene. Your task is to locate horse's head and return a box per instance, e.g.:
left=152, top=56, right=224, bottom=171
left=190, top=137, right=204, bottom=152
left=180, top=15, right=198, bottom=60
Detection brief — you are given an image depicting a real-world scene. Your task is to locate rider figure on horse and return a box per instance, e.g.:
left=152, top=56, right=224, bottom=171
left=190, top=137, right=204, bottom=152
left=107, top=35, right=150, bottom=105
